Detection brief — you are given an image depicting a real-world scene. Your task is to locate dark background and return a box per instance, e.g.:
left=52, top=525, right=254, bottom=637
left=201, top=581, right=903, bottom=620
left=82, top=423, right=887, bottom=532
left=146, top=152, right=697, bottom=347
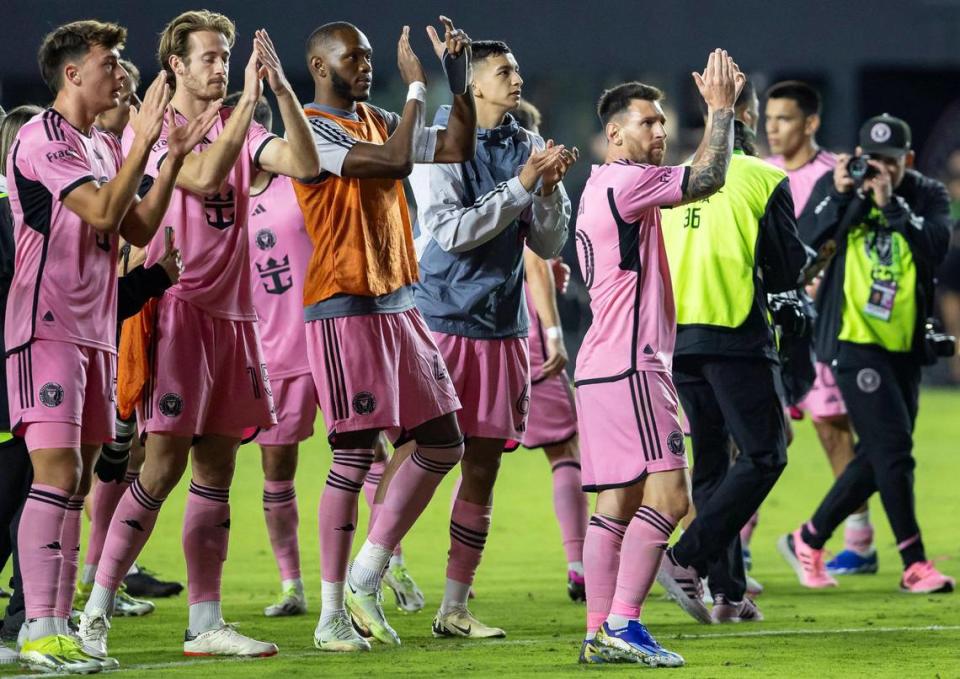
left=5, top=0, right=960, bottom=372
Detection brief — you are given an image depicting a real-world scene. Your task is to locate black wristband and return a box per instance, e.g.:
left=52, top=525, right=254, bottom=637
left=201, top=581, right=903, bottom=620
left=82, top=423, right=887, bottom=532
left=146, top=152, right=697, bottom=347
left=443, top=50, right=469, bottom=96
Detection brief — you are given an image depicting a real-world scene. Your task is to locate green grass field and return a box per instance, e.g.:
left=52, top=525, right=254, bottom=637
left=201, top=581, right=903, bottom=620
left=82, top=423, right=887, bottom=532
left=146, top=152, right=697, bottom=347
left=2, top=389, right=959, bottom=678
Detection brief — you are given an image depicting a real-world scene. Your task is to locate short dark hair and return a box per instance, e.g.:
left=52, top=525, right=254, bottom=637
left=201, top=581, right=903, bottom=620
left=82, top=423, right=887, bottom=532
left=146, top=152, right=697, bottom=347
left=119, top=58, right=140, bottom=88
left=223, top=92, right=273, bottom=131
left=765, top=80, right=821, bottom=117
left=471, top=40, right=511, bottom=63
left=596, top=81, right=663, bottom=127
left=38, top=20, right=127, bottom=94
left=306, top=21, right=360, bottom=59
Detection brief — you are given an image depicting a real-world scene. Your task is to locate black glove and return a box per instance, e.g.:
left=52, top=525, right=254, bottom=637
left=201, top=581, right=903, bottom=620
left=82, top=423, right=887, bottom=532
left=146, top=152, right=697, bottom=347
left=443, top=50, right=470, bottom=95
left=94, top=415, right=136, bottom=483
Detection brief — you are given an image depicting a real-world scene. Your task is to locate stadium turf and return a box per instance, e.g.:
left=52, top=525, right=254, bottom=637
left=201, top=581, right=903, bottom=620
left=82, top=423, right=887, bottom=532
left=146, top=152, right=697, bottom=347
left=2, top=389, right=958, bottom=677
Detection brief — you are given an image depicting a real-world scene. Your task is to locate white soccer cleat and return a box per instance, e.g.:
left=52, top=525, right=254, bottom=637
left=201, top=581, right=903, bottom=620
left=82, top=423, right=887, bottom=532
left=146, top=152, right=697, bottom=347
left=264, top=585, right=307, bottom=617
left=383, top=563, right=425, bottom=613
left=114, top=587, right=155, bottom=617
left=431, top=606, right=506, bottom=639
left=0, top=645, right=18, bottom=665
left=313, top=612, right=371, bottom=652
left=183, top=623, right=278, bottom=657
left=78, top=609, right=111, bottom=659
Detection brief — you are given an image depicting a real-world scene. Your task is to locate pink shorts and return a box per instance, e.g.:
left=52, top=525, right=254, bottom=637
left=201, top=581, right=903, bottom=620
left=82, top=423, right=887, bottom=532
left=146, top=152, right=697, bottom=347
left=138, top=295, right=276, bottom=439
left=522, top=372, right=577, bottom=449
left=255, top=373, right=318, bottom=446
left=575, top=370, right=689, bottom=492
left=433, top=332, right=530, bottom=442
left=6, top=339, right=116, bottom=447
left=305, top=308, right=461, bottom=442
left=795, top=362, right=847, bottom=422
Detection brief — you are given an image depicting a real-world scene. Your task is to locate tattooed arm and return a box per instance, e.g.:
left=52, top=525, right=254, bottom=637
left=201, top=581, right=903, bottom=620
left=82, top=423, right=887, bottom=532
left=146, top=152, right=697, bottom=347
left=675, top=107, right=735, bottom=205
left=671, top=48, right=743, bottom=206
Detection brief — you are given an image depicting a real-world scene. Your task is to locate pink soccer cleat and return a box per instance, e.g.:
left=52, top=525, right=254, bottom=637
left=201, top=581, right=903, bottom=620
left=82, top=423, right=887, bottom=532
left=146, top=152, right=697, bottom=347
left=777, top=529, right=838, bottom=589
left=900, top=561, right=955, bottom=594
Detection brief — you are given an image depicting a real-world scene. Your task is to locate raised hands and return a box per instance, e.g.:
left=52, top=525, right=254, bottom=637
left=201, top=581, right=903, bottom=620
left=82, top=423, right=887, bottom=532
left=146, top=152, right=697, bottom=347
left=692, top=48, right=745, bottom=112
left=128, top=73, right=170, bottom=145
left=165, top=100, right=221, bottom=160
left=426, top=15, right=471, bottom=61
left=520, top=141, right=580, bottom=194
left=397, top=25, right=427, bottom=86
left=254, top=29, right=292, bottom=95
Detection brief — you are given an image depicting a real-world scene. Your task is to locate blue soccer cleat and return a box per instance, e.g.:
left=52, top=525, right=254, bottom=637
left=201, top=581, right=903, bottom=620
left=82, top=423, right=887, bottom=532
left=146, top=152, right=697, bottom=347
left=596, top=620, right=684, bottom=667
left=826, top=549, right=878, bottom=575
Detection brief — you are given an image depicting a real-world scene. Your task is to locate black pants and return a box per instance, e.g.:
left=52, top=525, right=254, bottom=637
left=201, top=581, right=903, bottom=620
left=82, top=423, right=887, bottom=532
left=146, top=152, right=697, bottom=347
left=807, top=342, right=924, bottom=566
left=0, top=436, right=31, bottom=628
left=672, top=356, right=788, bottom=600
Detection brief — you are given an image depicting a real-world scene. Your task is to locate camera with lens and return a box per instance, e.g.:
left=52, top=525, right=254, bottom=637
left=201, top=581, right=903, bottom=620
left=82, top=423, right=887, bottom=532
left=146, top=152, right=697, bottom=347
left=769, top=290, right=814, bottom=339
left=847, top=153, right=879, bottom=187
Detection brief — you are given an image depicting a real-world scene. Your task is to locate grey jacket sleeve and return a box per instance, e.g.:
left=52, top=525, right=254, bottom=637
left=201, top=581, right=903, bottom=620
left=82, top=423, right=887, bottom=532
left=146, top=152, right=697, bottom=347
left=524, top=182, right=571, bottom=259
left=408, top=162, right=535, bottom=254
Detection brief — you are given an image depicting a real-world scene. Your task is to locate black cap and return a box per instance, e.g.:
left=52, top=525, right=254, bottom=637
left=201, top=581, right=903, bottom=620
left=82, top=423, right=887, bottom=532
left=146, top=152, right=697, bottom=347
left=859, top=114, right=911, bottom=158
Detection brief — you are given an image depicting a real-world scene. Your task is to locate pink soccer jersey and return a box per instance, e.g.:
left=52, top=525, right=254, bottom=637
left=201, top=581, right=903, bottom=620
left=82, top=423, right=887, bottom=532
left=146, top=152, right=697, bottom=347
left=574, top=161, right=687, bottom=382
left=248, top=174, right=312, bottom=379
left=767, top=150, right=836, bottom=216
left=4, top=109, right=122, bottom=354
left=122, top=107, right=276, bottom=320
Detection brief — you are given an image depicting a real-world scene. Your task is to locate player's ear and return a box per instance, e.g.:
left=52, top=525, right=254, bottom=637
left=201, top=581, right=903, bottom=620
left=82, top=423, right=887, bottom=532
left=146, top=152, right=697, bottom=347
left=804, top=113, right=820, bottom=137
left=64, top=62, right=81, bottom=87
left=169, top=55, right=184, bottom=77
left=605, top=121, right=621, bottom=146
left=904, top=150, right=915, bottom=169
left=310, top=56, right=326, bottom=78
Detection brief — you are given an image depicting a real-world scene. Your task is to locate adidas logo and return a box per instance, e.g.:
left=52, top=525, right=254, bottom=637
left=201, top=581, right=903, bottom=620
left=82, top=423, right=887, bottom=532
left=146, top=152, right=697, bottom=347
left=252, top=203, right=267, bottom=215
left=43, top=541, right=62, bottom=550
left=643, top=344, right=655, bottom=355
left=335, top=522, right=356, bottom=532
left=42, top=311, right=55, bottom=322
left=122, top=519, right=145, bottom=532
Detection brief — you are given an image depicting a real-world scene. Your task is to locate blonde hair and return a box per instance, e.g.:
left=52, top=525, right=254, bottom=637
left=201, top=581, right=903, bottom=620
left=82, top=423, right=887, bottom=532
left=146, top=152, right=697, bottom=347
left=157, top=10, right=236, bottom=87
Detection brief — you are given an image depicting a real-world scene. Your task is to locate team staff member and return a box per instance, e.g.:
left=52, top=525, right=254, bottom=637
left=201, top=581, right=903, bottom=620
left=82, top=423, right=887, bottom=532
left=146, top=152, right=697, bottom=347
left=779, top=115, right=955, bottom=594
left=658, top=79, right=809, bottom=623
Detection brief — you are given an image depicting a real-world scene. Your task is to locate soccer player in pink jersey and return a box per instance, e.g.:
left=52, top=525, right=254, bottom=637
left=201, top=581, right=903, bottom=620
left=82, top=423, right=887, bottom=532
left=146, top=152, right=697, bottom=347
left=765, top=81, right=876, bottom=574
left=513, top=98, right=589, bottom=604
left=573, top=50, right=742, bottom=666
left=219, top=91, right=314, bottom=618
left=78, top=11, right=319, bottom=661
left=5, top=19, right=216, bottom=673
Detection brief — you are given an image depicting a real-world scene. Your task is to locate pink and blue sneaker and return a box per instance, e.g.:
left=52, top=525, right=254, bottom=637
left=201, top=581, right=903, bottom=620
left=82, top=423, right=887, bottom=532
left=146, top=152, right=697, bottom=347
left=596, top=620, right=684, bottom=667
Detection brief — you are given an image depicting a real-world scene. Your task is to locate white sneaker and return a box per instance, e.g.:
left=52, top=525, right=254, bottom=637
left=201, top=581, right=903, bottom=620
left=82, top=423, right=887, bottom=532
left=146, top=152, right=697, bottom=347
left=183, top=623, right=278, bottom=657
left=78, top=609, right=111, bottom=659
left=431, top=606, right=505, bottom=639
left=264, top=585, right=307, bottom=617
left=313, top=612, right=371, bottom=652
left=0, top=645, right=17, bottom=665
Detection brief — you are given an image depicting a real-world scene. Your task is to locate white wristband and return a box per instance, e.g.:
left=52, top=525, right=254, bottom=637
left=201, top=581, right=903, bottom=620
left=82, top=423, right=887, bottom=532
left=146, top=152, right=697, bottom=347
left=546, top=326, right=563, bottom=340
left=406, top=81, right=427, bottom=102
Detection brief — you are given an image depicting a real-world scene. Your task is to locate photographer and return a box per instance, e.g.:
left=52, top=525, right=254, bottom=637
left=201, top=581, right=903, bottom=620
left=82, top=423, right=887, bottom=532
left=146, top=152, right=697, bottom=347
left=780, top=115, right=955, bottom=594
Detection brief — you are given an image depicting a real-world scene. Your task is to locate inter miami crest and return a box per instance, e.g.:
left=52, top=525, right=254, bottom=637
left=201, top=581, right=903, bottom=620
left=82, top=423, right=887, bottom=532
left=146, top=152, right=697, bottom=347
left=255, top=228, right=276, bottom=251
left=158, top=393, right=184, bottom=417
left=204, top=188, right=236, bottom=230
left=667, top=431, right=686, bottom=456
left=352, top=391, right=377, bottom=415
left=39, top=382, right=64, bottom=408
